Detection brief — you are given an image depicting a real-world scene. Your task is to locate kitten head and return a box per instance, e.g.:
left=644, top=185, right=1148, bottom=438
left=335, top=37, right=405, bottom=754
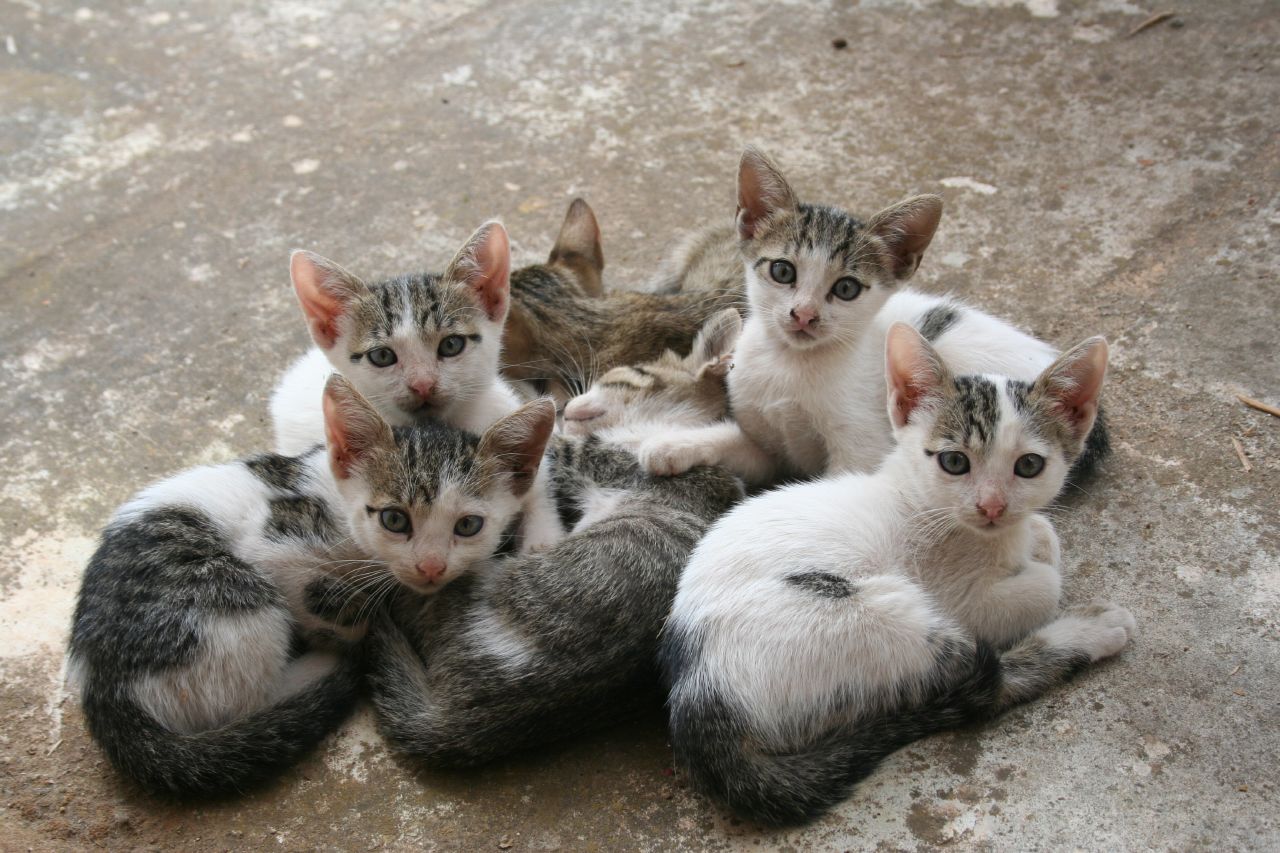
left=885, top=322, right=1107, bottom=534
left=736, top=147, right=942, bottom=351
left=562, top=308, right=740, bottom=436
left=322, top=374, right=555, bottom=594
left=290, top=221, right=511, bottom=426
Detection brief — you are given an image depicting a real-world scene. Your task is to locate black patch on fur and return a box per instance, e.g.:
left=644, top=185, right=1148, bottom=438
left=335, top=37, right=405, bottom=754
left=266, top=496, right=337, bottom=542
left=245, top=453, right=307, bottom=491
left=785, top=571, right=855, bottom=599
left=498, top=515, right=522, bottom=557
left=1068, top=404, right=1111, bottom=486
left=304, top=576, right=367, bottom=627
left=949, top=376, right=1000, bottom=446
left=918, top=305, right=959, bottom=342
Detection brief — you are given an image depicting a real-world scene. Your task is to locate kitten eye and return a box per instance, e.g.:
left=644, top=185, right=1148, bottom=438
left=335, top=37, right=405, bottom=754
left=831, top=277, right=863, bottom=301
left=769, top=260, right=796, bottom=285
left=367, top=347, right=398, bottom=368
left=1014, top=453, right=1045, bottom=478
left=453, top=515, right=484, bottom=537
left=379, top=508, right=412, bottom=535
left=438, top=335, right=467, bottom=358
left=936, top=451, right=970, bottom=475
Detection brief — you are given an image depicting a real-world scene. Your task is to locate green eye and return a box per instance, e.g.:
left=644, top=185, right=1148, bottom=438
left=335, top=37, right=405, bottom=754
left=937, top=451, right=970, bottom=476
left=831, top=277, right=863, bottom=301
left=769, top=259, right=796, bottom=285
left=438, top=335, right=467, bottom=358
left=367, top=347, right=397, bottom=367
left=453, top=515, right=484, bottom=537
left=1014, top=453, right=1045, bottom=478
left=379, top=508, right=411, bottom=534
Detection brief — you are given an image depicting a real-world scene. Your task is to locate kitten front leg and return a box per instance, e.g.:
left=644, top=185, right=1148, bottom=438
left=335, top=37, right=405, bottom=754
left=995, top=601, right=1136, bottom=712
left=959, top=518, right=1063, bottom=648
left=640, top=421, right=775, bottom=484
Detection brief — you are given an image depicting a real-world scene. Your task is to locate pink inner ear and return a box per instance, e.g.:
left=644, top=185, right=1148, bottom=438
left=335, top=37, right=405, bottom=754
left=469, top=228, right=511, bottom=321
left=293, top=256, right=346, bottom=349
left=321, top=391, right=355, bottom=479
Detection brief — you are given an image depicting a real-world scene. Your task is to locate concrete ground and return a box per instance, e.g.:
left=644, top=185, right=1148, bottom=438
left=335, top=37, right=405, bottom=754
left=2, top=0, right=1277, bottom=849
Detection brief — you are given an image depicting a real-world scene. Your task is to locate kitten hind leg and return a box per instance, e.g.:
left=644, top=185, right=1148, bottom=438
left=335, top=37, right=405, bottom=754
left=995, top=601, right=1136, bottom=713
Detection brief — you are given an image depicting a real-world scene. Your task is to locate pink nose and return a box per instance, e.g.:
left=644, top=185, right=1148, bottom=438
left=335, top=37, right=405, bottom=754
left=977, top=499, right=1007, bottom=521
left=790, top=307, right=818, bottom=329
left=416, top=557, right=446, bottom=582
left=409, top=379, right=436, bottom=399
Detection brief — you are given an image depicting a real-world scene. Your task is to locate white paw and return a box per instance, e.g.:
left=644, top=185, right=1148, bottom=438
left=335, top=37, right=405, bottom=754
left=1043, top=601, right=1137, bottom=661
left=639, top=437, right=715, bottom=477
left=1026, top=514, right=1061, bottom=567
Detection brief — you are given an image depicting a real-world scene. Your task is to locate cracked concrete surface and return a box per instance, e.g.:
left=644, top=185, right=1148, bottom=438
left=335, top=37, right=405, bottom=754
left=2, top=0, right=1277, bottom=849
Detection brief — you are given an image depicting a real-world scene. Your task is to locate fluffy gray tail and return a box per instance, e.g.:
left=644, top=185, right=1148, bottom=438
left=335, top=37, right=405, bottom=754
left=667, top=643, right=1001, bottom=826
left=80, top=654, right=361, bottom=798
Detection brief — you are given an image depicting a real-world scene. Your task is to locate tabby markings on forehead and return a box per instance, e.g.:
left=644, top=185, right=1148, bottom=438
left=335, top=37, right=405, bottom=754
left=934, top=376, right=1001, bottom=448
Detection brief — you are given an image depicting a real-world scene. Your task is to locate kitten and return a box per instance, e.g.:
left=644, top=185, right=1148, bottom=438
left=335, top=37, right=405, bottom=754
left=69, top=375, right=554, bottom=796
left=501, top=207, right=743, bottom=405
left=269, top=221, right=563, bottom=551
left=560, top=307, right=739, bottom=444
left=661, top=324, right=1135, bottom=825
left=640, top=148, right=1109, bottom=486
left=365, top=389, right=745, bottom=768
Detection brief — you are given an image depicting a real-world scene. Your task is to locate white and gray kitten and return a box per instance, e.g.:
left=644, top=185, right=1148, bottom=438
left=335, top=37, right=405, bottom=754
left=69, top=375, right=554, bottom=796
left=270, top=221, right=562, bottom=551
left=662, top=324, right=1134, bottom=825
left=640, top=148, right=1108, bottom=487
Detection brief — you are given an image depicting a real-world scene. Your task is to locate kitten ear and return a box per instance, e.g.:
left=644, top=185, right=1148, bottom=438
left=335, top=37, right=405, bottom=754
left=1033, top=336, right=1108, bottom=448
left=291, top=251, right=368, bottom=350
left=688, top=308, right=742, bottom=380
left=865, top=195, right=944, bottom=282
left=478, top=398, right=556, bottom=497
left=736, top=147, right=798, bottom=241
left=322, top=374, right=394, bottom=480
left=445, top=220, right=511, bottom=322
left=548, top=198, right=605, bottom=297
left=885, top=322, right=948, bottom=429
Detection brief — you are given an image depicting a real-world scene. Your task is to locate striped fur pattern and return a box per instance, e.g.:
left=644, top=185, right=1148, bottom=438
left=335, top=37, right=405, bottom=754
left=561, top=308, right=739, bottom=444
left=501, top=204, right=745, bottom=404
left=69, top=378, right=549, bottom=796
left=366, top=437, right=744, bottom=767
left=662, top=325, right=1134, bottom=825
left=638, top=148, right=1110, bottom=488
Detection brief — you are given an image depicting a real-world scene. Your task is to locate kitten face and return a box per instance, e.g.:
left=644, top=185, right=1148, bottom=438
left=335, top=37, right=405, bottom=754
left=886, top=323, right=1107, bottom=535
left=291, top=222, right=511, bottom=426
left=334, top=273, right=501, bottom=424
left=733, top=147, right=942, bottom=352
left=563, top=309, right=739, bottom=435
left=336, top=426, right=522, bottom=595
left=742, top=205, right=897, bottom=351
left=323, top=376, right=554, bottom=595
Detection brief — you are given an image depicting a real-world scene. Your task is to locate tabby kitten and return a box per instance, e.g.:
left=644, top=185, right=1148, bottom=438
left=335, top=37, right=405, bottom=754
left=663, top=324, right=1134, bottom=825
left=561, top=308, right=740, bottom=443
left=270, top=221, right=563, bottom=551
left=69, top=376, right=553, bottom=796
left=501, top=204, right=743, bottom=404
left=365, top=391, right=745, bottom=768
left=640, top=148, right=1108, bottom=486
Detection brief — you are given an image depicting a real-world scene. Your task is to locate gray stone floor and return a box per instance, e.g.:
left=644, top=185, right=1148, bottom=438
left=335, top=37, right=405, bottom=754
left=2, top=1, right=1277, bottom=849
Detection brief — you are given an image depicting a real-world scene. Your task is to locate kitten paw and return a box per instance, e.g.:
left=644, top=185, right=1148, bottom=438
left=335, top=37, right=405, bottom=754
left=1026, top=514, right=1061, bottom=567
left=1043, top=600, right=1137, bottom=661
left=639, top=437, right=715, bottom=477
